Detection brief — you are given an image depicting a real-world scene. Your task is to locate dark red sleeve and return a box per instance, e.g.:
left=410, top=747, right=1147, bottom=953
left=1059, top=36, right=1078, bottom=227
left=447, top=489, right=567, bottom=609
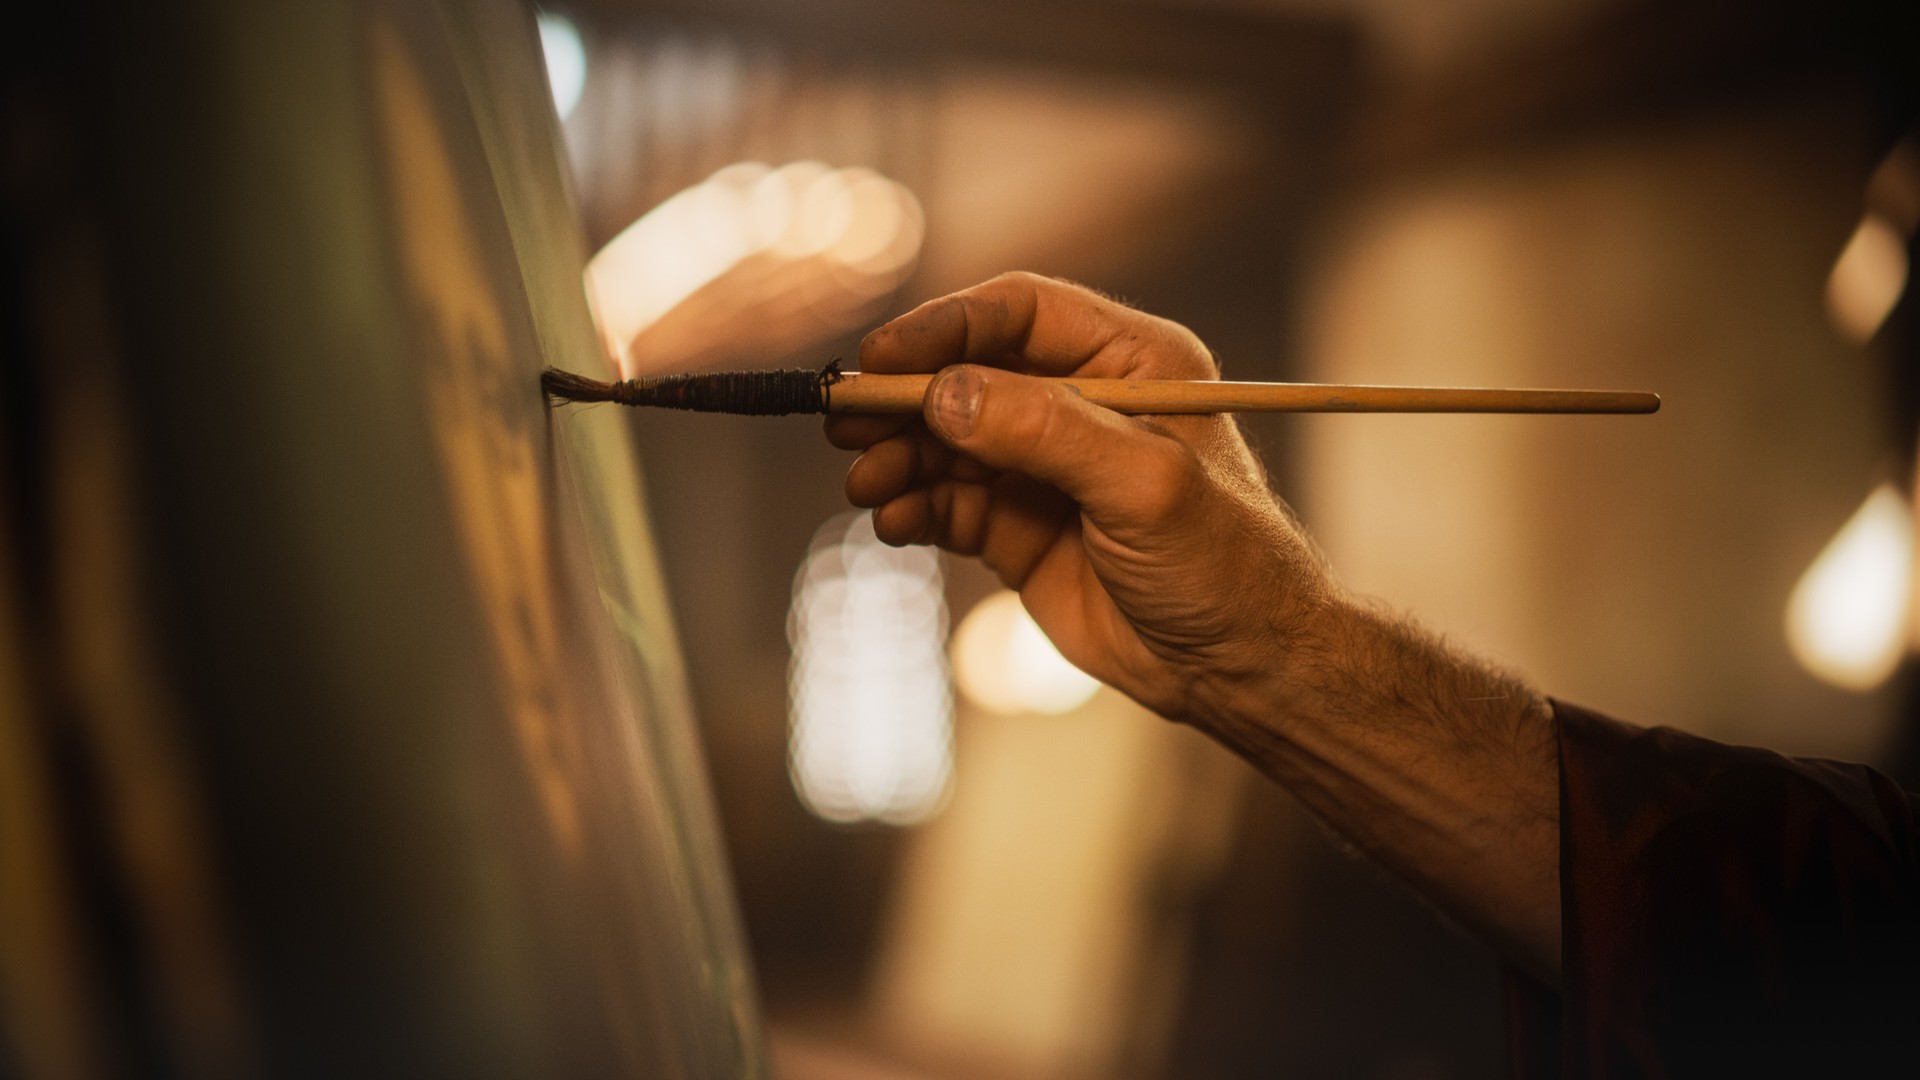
left=1507, top=700, right=1920, bottom=1078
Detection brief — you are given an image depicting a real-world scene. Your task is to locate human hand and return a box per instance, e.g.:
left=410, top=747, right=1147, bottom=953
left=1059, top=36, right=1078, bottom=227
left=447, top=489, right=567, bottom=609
left=827, top=272, right=1333, bottom=728
left=831, top=273, right=1561, bottom=977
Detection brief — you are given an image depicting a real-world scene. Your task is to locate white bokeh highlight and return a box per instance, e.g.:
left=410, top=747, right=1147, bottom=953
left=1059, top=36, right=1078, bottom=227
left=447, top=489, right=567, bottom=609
left=789, top=513, right=953, bottom=824
left=1785, top=482, right=1913, bottom=692
left=537, top=12, right=587, bottom=121
left=951, top=591, right=1101, bottom=716
left=584, top=160, right=924, bottom=374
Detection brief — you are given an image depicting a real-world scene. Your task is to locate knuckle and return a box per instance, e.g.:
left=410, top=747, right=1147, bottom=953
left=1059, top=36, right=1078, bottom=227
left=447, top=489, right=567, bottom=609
left=1157, top=321, right=1220, bottom=379
left=991, top=269, right=1049, bottom=290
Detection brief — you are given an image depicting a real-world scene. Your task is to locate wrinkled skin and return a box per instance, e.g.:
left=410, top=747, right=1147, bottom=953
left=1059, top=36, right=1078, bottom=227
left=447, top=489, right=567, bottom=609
left=829, top=273, right=1563, bottom=982
left=830, top=272, right=1320, bottom=727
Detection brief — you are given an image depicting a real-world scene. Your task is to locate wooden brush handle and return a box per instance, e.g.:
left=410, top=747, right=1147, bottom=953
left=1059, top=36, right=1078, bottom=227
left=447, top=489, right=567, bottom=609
left=826, top=373, right=1661, bottom=415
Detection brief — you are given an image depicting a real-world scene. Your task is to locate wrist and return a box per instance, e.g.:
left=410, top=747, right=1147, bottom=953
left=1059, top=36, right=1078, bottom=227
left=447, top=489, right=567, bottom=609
left=1184, top=578, right=1356, bottom=739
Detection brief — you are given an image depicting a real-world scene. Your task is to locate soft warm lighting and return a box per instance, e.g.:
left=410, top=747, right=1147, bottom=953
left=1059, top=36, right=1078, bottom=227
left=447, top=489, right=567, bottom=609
left=584, top=163, right=767, bottom=362
left=952, top=591, right=1101, bottom=716
left=537, top=12, right=587, bottom=121
left=1785, top=483, right=1913, bottom=691
left=828, top=167, right=926, bottom=283
left=1825, top=214, right=1909, bottom=345
left=585, top=161, right=925, bottom=374
left=789, top=513, right=952, bottom=824
left=791, top=167, right=854, bottom=255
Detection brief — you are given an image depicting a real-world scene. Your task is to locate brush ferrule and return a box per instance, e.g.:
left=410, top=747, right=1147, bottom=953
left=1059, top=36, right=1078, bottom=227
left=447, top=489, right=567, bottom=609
left=540, top=362, right=847, bottom=414
left=620, top=365, right=840, bottom=415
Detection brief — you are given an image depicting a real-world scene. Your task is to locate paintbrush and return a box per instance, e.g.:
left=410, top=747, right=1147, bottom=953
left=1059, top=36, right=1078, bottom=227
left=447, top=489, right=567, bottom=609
left=540, top=363, right=1661, bottom=416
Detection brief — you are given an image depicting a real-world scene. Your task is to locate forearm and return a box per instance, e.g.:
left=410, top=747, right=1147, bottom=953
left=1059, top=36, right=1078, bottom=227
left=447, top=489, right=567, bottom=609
left=1192, top=593, right=1563, bottom=984
left=837, top=274, right=1563, bottom=976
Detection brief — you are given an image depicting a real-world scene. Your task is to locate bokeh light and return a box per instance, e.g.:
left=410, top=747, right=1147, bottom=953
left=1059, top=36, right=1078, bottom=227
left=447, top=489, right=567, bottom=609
left=788, top=513, right=953, bottom=824
left=1785, top=482, right=1913, bottom=691
left=536, top=12, right=587, bottom=121
left=951, top=591, right=1101, bottom=716
left=1824, top=213, right=1909, bottom=346
left=584, top=161, right=925, bottom=375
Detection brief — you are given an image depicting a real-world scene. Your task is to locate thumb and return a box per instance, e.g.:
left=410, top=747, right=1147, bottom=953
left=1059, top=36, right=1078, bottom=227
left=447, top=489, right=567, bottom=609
left=923, top=365, right=1196, bottom=528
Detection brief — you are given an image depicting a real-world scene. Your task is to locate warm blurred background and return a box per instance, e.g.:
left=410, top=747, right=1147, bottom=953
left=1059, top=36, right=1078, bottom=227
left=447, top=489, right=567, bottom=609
left=539, top=0, right=1917, bottom=1075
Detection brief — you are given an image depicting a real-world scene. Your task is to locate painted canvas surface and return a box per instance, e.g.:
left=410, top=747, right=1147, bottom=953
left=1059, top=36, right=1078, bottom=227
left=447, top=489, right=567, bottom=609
left=0, top=1, right=765, bottom=1076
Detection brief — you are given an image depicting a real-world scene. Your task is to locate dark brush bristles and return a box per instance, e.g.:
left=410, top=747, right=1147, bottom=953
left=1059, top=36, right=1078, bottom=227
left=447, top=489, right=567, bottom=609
left=541, top=367, right=625, bottom=403
left=542, top=360, right=844, bottom=416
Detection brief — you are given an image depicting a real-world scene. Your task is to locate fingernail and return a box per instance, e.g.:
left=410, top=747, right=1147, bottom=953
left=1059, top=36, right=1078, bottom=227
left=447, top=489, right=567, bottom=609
left=928, top=367, right=981, bottom=440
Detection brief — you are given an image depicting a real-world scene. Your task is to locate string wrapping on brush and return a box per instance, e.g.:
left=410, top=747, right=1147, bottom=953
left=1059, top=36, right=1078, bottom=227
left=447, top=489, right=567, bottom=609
left=541, top=360, right=844, bottom=415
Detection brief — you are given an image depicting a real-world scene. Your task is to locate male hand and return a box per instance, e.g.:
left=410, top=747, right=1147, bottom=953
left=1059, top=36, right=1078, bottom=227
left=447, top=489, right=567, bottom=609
left=828, top=272, right=1563, bottom=982
left=828, top=271, right=1331, bottom=729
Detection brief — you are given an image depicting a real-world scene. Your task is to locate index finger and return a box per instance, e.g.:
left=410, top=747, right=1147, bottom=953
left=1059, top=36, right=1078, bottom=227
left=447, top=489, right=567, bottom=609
left=856, top=271, right=1218, bottom=381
